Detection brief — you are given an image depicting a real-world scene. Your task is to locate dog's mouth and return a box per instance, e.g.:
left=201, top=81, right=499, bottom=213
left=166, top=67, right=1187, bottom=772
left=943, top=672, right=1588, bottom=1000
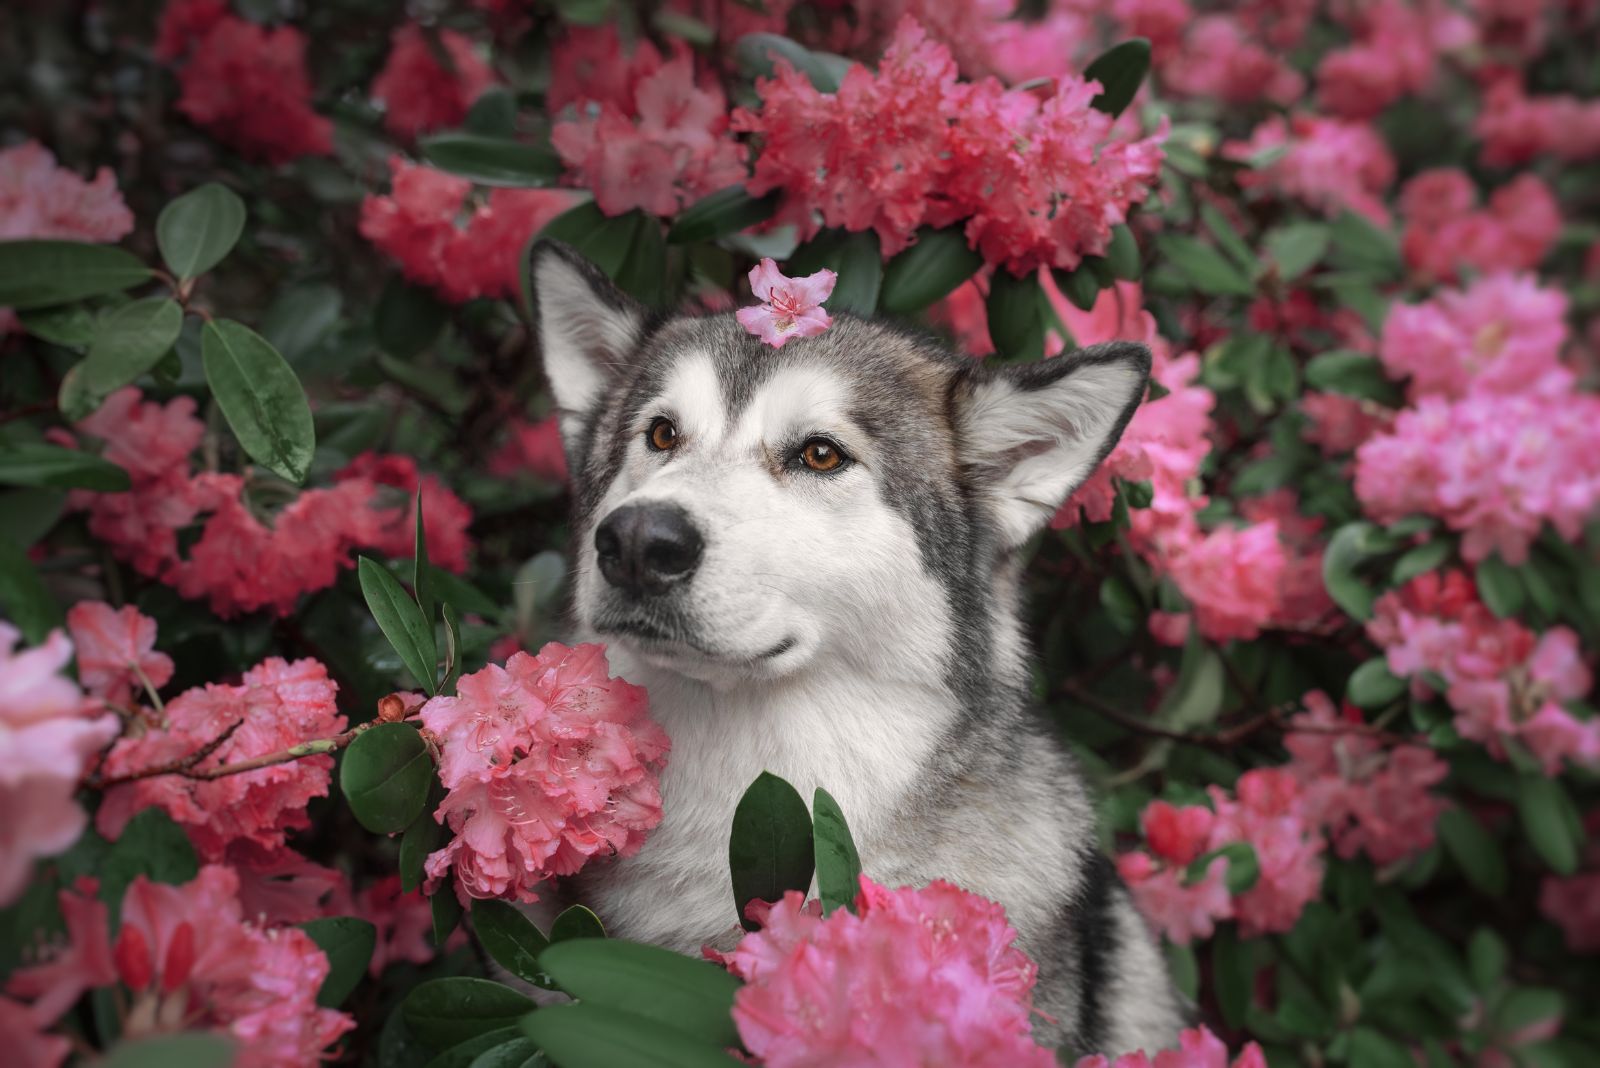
left=595, top=613, right=795, bottom=664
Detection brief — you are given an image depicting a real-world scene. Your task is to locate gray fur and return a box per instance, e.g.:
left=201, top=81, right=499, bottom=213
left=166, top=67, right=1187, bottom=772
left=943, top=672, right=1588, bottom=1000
left=528, top=240, right=1185, bottom=1057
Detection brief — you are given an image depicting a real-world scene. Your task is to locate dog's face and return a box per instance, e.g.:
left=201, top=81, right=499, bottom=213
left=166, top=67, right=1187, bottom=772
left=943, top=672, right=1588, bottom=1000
left=530, top=242, right=1150, bottom=689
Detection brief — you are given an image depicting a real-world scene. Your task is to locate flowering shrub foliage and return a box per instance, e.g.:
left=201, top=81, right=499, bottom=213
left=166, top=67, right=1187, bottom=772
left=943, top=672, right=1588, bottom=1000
left=1, top=2, right=1598, bottom=1067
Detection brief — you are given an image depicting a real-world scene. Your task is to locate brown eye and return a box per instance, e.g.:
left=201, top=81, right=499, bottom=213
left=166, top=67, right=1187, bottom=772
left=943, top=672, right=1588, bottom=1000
left=648, top=417, right=678, bottom=452
left=800, top=438, right=845, bottom=472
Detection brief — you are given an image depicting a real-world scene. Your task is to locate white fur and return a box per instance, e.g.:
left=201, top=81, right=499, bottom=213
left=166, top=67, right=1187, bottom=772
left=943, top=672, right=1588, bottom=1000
left=531, top=253, right=642, bottom=440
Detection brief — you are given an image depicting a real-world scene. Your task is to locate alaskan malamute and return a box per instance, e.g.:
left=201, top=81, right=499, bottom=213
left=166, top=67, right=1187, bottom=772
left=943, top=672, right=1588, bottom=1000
left=529, top=239, right=1184, bottom=1056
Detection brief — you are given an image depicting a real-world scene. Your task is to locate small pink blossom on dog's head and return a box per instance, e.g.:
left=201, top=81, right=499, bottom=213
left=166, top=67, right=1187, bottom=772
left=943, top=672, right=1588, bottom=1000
left=736, top=258, right=837, bottom=348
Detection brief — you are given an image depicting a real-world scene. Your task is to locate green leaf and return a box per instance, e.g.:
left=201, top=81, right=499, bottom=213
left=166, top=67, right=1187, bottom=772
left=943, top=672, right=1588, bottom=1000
left=464, top=86, right=518, bottom=137
left=420, top=133, right=562, bottom=188
left=442, top=602, right=464, bottom=696
left=733, top=33, right=842, bottom=92
left=879, top=226, right=983, bottom=314
left=1054, top=264, right=1102, bottom=312
left=611, top=212, right=671, bottom=307
left=422, top=1029, right=535, bottom=1068
left=1437, top=808, right=1507, bottom=897
left=262, top=283, right=342, bottom=364
left=1199, top=203, right=1260, bottom=277
left=299, top=917, right=377, bottom=1008
left=1392, top=539, right=1453, bottom=585
left=402, top=978, right=536, bottom=1051
left=812, top=787, right=862, bottom=916
left=729, top=771, right=815, bottom=930
left=1083, top=39, right=1151, bottom=118
left=200, top=319, right=315, bottom=484
left=1155, top=636, right=1225, bottom=730
left=473, top=900, right=553, bottom=988
left=1153, top=234, right=1256, bottom=297
left=1210, top=927, right=1255, bottom=1029
left=1264, top=223, right=1330, bottom=282
left=375, top=277, right=449, bottom=359
left=1328, top=210, right=1401, bottom=278
left=400, top=789, right=446, bottom=894
left=1187, top=841, right=1259, bottom=893
left=156, top=183, right=246, bottom=280
left=1346, top=658, right=1406, bottom=709
left=340, top=722, right=434, bottom=834
left=550, top=904, right=606, bottom=943
left=0, top=443, right=129, bottom=492
left=0, top=536, right=62, bottom=644
left=538, top=939, right=741, bottom=1047
left=668, top=185, right=779, bottom=245
left=1104, top=224, right=1141, bottom=281
left=1468, top=928, right=1507, bottom=990
left=359, top=556, right=439, bottom=695
left=1347, top=1027, right=1414, bottom=1068
left=1517, top=776, right=1581, bottom=875
left=78, top=297, right=184, bottom=409
left=784, top=228, right=881, bottom=316
left=102, top=1033, right=237, bottom=1068
left=0, top=240, right=151, bottom=309
left=434, top=889, right=464, bottom=947
left=1165, top=941, right=1198, bottom=1002
left=20, top=304, right=97, bottom=346
left=415, top=492, right=434, bottom=627
left=985, top=270, right=1045, bottom=361
left=1323, top=521, right=1397, bottom=621
left=100, top=809, right=200, bottom=919
left=1099, top=574, right=1142, bottom=635
left=521, top=1003, right=746, bottom=1068
left=536, top=203, right=648, bottom=287
left=1475, top=554, right=1525, bottom=620
left=1495, top=988, right=1564, bottom=1038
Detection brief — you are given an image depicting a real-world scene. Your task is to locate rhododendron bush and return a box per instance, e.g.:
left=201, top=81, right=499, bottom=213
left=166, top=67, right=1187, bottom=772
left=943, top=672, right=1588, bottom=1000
left=2, top=0, right=1598, bottom=1066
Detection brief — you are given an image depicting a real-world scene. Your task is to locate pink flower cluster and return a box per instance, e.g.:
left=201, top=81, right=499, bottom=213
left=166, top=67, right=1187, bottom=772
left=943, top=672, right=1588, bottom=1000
left=726, top=876, right=1054, bottom=1068
left=419, top=643, right=667, bottom=902
left=0, top=624, right=119, bottom=907
left=1284, top=692, right=1449, bottom=867
left=549, top=27, right=745, bottom=218
left=1541, top=872, right=1600, bottom=953
left=6, top=868, right=353, bottom=1068
left=1300, top=391, right=1394, bottom=457
left=371, top=25, right=497, bottom=141
left=1116, top=0, right=1306, bottom=106
left=154, top=0, right=332, bottom=164
left=1224, top=115, right=1396, bottom=224
left=1379, top=273, right=1571, bottom=401
left=1077, top=1025, right=1266, bottom=1068
left=1315, top=0, right=1472, bottom=118
left=1398, top=169, right=1561, bottom=284
left=734, top=19, right=1165, bottom=273
left=1475, top=76, right=1600, bottom=168
left=1368, top=572, right=1598, bottom=773
left=1120, top=769, right=1325, bottom=944
left=0, top=141, right=134, bottom=242
left=71, top=388, right=474, bottom=617
left=487, top=414, right=569, bottom=484
left=359, top=157, right=577, bottom=303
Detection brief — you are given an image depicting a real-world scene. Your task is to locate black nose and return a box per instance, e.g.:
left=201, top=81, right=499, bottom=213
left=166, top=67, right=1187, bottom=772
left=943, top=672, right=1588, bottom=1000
left=594, top=502, right=704, bottom=596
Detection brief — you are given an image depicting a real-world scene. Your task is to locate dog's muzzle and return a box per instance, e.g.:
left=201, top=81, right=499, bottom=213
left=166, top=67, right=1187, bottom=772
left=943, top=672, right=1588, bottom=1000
left=594, top=501, right=704, bottom=597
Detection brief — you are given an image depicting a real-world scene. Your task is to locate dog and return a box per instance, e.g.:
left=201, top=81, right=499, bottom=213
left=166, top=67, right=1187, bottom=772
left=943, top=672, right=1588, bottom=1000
left=528, top=238, right=1185, bottom=1057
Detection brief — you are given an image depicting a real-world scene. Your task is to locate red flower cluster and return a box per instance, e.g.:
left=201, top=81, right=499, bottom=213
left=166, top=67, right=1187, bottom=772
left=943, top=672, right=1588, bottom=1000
left=1225, top=114, right=1395, bottom=224
left=359, top=157, right=577, bottom=303
left=549, top=27, right=745, bottom=218
left=71, top=389, right=474, bottom=617
left=154, top=0, right=331, bottom=164
left=371, top=25, right=498, bottom=141
left=734, top=18, right=1165, bottom=273
left=1475, top=75, right=1600, bottom=167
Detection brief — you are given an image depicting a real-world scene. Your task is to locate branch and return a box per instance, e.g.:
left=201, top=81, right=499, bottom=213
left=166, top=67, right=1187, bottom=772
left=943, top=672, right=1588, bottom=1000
left=89, top=720, right=386, bottom=789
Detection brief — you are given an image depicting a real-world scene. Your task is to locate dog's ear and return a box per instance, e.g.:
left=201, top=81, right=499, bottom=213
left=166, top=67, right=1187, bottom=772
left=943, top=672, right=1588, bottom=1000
left=528, top=239, right=648, bottom=446
left=956, top=341, right=1152, bottom=550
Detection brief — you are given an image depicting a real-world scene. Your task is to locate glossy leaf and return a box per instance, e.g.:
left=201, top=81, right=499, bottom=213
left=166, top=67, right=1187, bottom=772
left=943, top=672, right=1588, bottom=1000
left=812, top=787, right=862, bottom=916
left=1083, top=39, right=1152, bottom=117
left=300, top=917, right=377, bottom=1008
left=80, top=297, right=184, bottom=407
left=1104, top=224, right=1141, bottom=280
left=473, top=900, right=553, bottom=988
left=359, top=556, right=439, bottom=695
left=668, top=185, right=779, bottom=245
left=0, top=240, right=151, bottom=309
left=420, top=133, right=562, bottom=188
left=729, top=771, right=814, bottom=930
left=340, top=722, right=434, bottom=834
left=521, top=1003, right=746, bottom=1068
left=1346, top=658, right=1406, bottom=709
left=0, top=443, right=130, bottom=492
left=784, top=228, right=881, bottom=316
left=985, top=269, right=1045, bottom=361
left=537, top=939, right=741, bottom=1046
left=550, top=905, right=606, bottom=943
left=879, top=226, right=983, bottom=314
left=200, top=319, right=315, bottom=484
left=1475, top=554, right=1525, bottom=620
left=734, top=33, right=842, bottom=92
left=402, top=978, right=536, bottom=1051
left=156, top=183, right=246, bottom=279
left=99, top=808, right=199, bottom=919
left=1264, top=222, right=1330, bottom=282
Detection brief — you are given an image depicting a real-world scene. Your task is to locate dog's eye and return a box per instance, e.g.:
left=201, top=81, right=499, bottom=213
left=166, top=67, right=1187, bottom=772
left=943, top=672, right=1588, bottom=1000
left=647, top=417, right=679, bottom=452
left=799, top=437, right=847, bottom=473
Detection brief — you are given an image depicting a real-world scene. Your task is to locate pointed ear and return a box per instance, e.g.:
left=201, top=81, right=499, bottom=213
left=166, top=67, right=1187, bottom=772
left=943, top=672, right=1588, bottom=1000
left=528, top=239, right=648, bottom=445
left=956, top=341, right=1152, bottom=550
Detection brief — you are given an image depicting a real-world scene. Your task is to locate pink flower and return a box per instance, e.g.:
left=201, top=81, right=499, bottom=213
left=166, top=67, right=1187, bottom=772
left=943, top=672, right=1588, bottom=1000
left=488, top=415, right=570, bottom=484
left=727, top=877, right=1056, bottom=1068
left=0, top=141, right=134, bottom=242
left=335, top=452, right=475, bottom=574
left=1077, top=1023, right=1266, bottom=1068
left=420, top=643, right=666, bottom=902
left=67, top=602, right=174, bottom=708
left=1475, top=75, right=1600, bottom=167
left=1207, top=769, right=1325, bottom=937
left=1540, top=872, right=1600, bottom=953
left=371, top=25, right=497, bottom=140
left=1398, top=170, right=1561, bottom=285
left=1142, top=801, right=1215, bottom=867
left=1300, top=392, right=1393, bottom=457
left=1118, top=852, right=1233, bottom=946
left=0, top=996, right=69, bottom=1068
left=1161, top=17, right=1304, bottom=107
left=97, top=657, right=346, bottom=860
left=325, top=876, right=437, bottom=976
left=1165, top=522, right=1287, bottom=644
left=736, top=258, right=838, bottom=348
left=0, top=626, right=119, bottom=906
left=1284, top=692, right=1448, bottom=866
left=9, top=869, right=353, bottom=1067
left=1314, top=0, right=1472, bottom=118
left=156, top=1, right=332, bottom=164
left=1224, top=114, right=1396, bottom=224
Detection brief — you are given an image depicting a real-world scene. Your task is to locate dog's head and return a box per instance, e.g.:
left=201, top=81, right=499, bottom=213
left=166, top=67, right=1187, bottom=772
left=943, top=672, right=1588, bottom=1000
left=530, top=240, right=1150, bottom=689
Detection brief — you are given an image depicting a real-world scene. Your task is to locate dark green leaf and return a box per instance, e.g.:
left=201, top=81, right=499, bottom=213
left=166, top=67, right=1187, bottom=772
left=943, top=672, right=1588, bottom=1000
left=402, top=978, right=536, bottom=1051
left=422, top=1029, right=533, bottom=1068
left=359, top=556, right=439, bottom=695
left=1495, top=988, right=1564, bottom=1037
left=100, top=809, right=200, bottom=919
left=733, top=33, right=842, bottom=92
left=0, top=536, right=61, bottom=644
left=521, top=1003, right=746, bottom=1068
left=375, top=278, right=449, bottom=359
left=79, top=297, right=184, bottom=408
left=473, top=900, right=553, bottom=988
left=262, top=283, right=342, bottom=364
left=1468, top=927, right=1507, bottom=990
left=1303, top=350, right=1398, bottom=402
left=101, top=1033, right=237, bottom=1068
left=1199, top=203, right=1259, bottom=276
left=1437, top=808, right=1507, bottom=897
left=729, top=771, right=814, bottom=930
left=1165, top=941, right=1198, bottom=1002
left=434, top=889, right=464, bottom=947
left=812, top=787, right=862, bottom=916
left=1392, top=539, right=1453, bottom=585
left=156, top=183, right=246, bottom=279
left=1153, top=234, right=1255, bottom=297
left=536, top=203, right=644, bottom=285
left=1083, top=39, right=1151, bottom=118
left=1347, top=1027, right=1414, bottom=1068
left=879, top=226, right=982, bottom=314
left=442, top=602, right=464, bottom=695
left=1323, top=521, right=1397, bottom=621
left=0, top=443, right=130, bottom=492
left=340, top=722, right=434, bottom=834
left=1155, top=636, right=1224, bottom=729
left=464, top=87, right=519, bottom=137
left=1054, top=264, right=1102, bottom=312
left=986, top=270, right=1045, bottom=361
left=1104, top=224, right=1141, bottom=281
left=1264, top=223, right=1330, bottom=282
left=538, top=939, right=741, bottom=1046
left=1346, top=658, right=1406, bottom=709
left=668, top=186, right=780, bottom=245
left=611, top=213, right=671, bottom=307
left=550, top=905, right=606, bottom=943
left=1475, top=555, right=1525, bottom=620
left=201, top=319, right=315, bottom=483
left=1211, top=927, right=1255, bottom=1029
left=415, top=491, right=434, bottom=626
left=20, top=304, right=96, bottom=346
left=0, top=240, right=151, bottom=309
left=784, top=228, right=881, bottom=316
left=1328, top=211, right=1401, bottom=278
left=299, top=917, right=377, bottom=1008
left=1517, top=776, right=1581, bottom=875
left=400, top=789, right=446, bottom=894
left=420, top=133, right=562, bottom=188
